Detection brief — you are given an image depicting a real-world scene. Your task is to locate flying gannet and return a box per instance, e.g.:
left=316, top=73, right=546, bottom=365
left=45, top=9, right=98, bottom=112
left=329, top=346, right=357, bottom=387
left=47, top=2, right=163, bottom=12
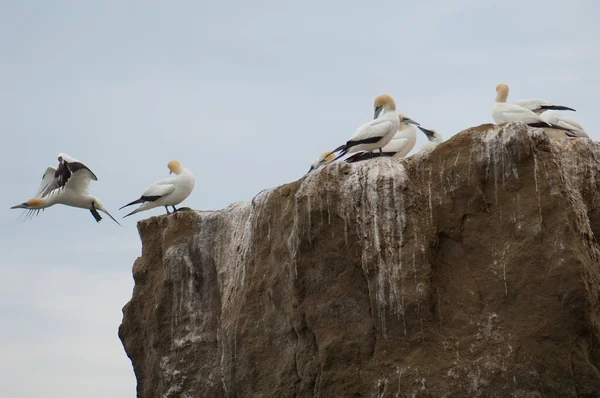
left=540, top=110, right=588, bottom=138
left=346, top=113, right=420, bottom=162
left=10, top=153, right=120, bottom=225
left=307, top=150, right=336, bottom=173
left=492, top=84, right=576, bottom=134
left=333, top=94, right=403, bottom=159
left=418, top=126, right=444, bottom=151
left=120, top=160, right=195, bottom=218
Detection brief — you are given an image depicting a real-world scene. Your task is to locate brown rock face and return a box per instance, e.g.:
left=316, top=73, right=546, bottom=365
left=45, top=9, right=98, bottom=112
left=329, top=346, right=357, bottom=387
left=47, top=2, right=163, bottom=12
left=119, top=123, right=600, bottom=397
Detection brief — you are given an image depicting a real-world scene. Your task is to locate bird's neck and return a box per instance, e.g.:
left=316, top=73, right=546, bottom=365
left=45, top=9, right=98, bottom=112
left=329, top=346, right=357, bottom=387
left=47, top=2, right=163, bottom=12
left=495, top=92, right=508, bottom=102
left=39, top=193, right=59, bottom=208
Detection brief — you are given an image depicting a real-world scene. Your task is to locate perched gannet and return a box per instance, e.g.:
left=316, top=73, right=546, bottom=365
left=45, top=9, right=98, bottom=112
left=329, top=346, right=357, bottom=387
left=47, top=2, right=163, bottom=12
left=540, top=110, right=588, bottom=138
left=492, top=84, right=576, bottom=135
left=346, top=113, right=420, bottom=162
left=307, top=150, right=336, bottom=173
left=333, top=94, right=404, bottom=158
left=418, top=126, right=444, bottom=151
left=492, top=84, right=550, bottom=125
left=120, top=160, right=195, bottom=218
left=10, top=154, right=120, bottom=225
left=495, top=83, right=576, bottom=114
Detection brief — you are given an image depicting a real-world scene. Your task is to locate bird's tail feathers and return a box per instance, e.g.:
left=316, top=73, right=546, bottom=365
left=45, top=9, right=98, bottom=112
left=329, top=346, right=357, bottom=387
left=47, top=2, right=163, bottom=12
left=119, top=197, right=144, bottom=210
left=331, top=144, right=347, bottom=153
left=123, top=206, right=145, bottom=218
left=101, top=209, right=121, bottom=226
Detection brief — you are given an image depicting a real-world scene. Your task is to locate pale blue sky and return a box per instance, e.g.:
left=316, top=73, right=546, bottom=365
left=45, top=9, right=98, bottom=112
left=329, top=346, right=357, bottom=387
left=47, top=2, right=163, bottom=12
left=1, top=1, right=598, bottom=397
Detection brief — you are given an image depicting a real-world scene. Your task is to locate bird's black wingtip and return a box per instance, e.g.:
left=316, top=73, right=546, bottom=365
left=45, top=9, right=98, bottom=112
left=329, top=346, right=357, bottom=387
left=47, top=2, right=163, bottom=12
left=541, top=105, right=576, bottom=112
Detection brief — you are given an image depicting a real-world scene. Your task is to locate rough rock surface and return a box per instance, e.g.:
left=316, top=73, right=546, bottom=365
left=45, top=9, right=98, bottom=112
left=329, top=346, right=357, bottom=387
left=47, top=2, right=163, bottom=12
left=119, top=123, right=600, bottom=397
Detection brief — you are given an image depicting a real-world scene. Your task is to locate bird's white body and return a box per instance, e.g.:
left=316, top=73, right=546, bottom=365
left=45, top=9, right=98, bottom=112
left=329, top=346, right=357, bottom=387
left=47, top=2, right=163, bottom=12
left=45, top=189, right=97, bottom=209
left=382, top=125, right=417, bottom=158
left=121, top=163, right=195, bottom=217
left=348, top=110, right=400, bottom=153
left=540, top=110, right=588, bottom=138
left=138, top=171, right=194, bottom=210
left=492, top=101, right=548, bottom=125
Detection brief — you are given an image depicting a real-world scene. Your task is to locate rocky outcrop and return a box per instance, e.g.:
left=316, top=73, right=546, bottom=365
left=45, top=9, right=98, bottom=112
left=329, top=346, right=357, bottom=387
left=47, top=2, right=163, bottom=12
left=119, top=122, right=600, bottom=397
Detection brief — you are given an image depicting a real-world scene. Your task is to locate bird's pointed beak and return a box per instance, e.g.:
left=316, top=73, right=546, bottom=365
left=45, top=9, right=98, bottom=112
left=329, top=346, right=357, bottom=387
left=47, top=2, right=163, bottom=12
left=11, top=203, right=29, bottom=209
left=401, top=117, right=420, bottom=126
left=418, top=126, right=436, bottom=139
left=307, top=166, right=315, bottom=174
left=374, top=106, right=383, bottom=119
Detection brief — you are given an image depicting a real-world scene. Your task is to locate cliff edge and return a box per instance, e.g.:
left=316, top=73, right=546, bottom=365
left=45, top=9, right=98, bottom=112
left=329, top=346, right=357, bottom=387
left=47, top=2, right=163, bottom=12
left=119, top=122, right=600, bottom=397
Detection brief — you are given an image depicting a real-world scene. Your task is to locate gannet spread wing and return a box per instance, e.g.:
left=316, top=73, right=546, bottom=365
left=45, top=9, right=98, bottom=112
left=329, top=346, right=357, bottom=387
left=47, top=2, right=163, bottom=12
left=64, top=168, right=98, bottom=195
left=36, top=167, right=57, bottom=197
left=39, top=153, right=98, bottom=197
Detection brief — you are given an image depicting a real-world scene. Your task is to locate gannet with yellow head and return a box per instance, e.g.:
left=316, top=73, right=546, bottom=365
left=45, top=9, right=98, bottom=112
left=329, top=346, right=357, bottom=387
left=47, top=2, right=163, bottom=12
left=119, top=160, right=195, bottom=218
left=332, top=94, right=407, bottom=158
left=10, top=155, right=120, bottom=225
left=345, top=113, right=421, bottom=162
left=492, top=83, right=579, bottom=135
left=307, top=150, right=337, bottom=173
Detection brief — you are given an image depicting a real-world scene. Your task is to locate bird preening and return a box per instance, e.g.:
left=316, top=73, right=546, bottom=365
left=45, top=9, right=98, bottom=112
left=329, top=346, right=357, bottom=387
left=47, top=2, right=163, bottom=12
left=11, top=84, right=589, bottom=225
left=119, top=160, right=195, bottom=218
left=306, top=83, right=587, bottom=174
left=491, top=83, right=587, bottom=138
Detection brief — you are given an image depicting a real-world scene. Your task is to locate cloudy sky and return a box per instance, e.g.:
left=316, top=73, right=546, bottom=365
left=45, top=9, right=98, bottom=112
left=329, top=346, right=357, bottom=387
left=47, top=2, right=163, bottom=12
left=0, top=1, right=598, bottom=396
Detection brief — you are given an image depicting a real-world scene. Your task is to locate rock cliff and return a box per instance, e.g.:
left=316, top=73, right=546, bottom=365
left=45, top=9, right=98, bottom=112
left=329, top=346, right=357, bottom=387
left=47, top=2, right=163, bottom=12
left=119, top=122, right=600, bottom=397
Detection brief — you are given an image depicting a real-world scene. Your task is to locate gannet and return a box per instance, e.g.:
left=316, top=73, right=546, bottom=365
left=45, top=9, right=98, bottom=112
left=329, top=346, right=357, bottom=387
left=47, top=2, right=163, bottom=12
left=494, top=83, right=576, bottom=114
left=10, top=154, right=120, bottom=225
left=539, top=110, right=588, bottom=138
left=493, top=84, right=551, bottom=125
left=120, top=160, right=195, bottom=218
left=492, top=84, right=576, bottom=134
left=418, top=126, right=444, bottom=151
left=307, top=150, right=336, bottom=173
left=333, top=94, right=404, bottom=158
left=346, top=113, right=420, bottom=162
